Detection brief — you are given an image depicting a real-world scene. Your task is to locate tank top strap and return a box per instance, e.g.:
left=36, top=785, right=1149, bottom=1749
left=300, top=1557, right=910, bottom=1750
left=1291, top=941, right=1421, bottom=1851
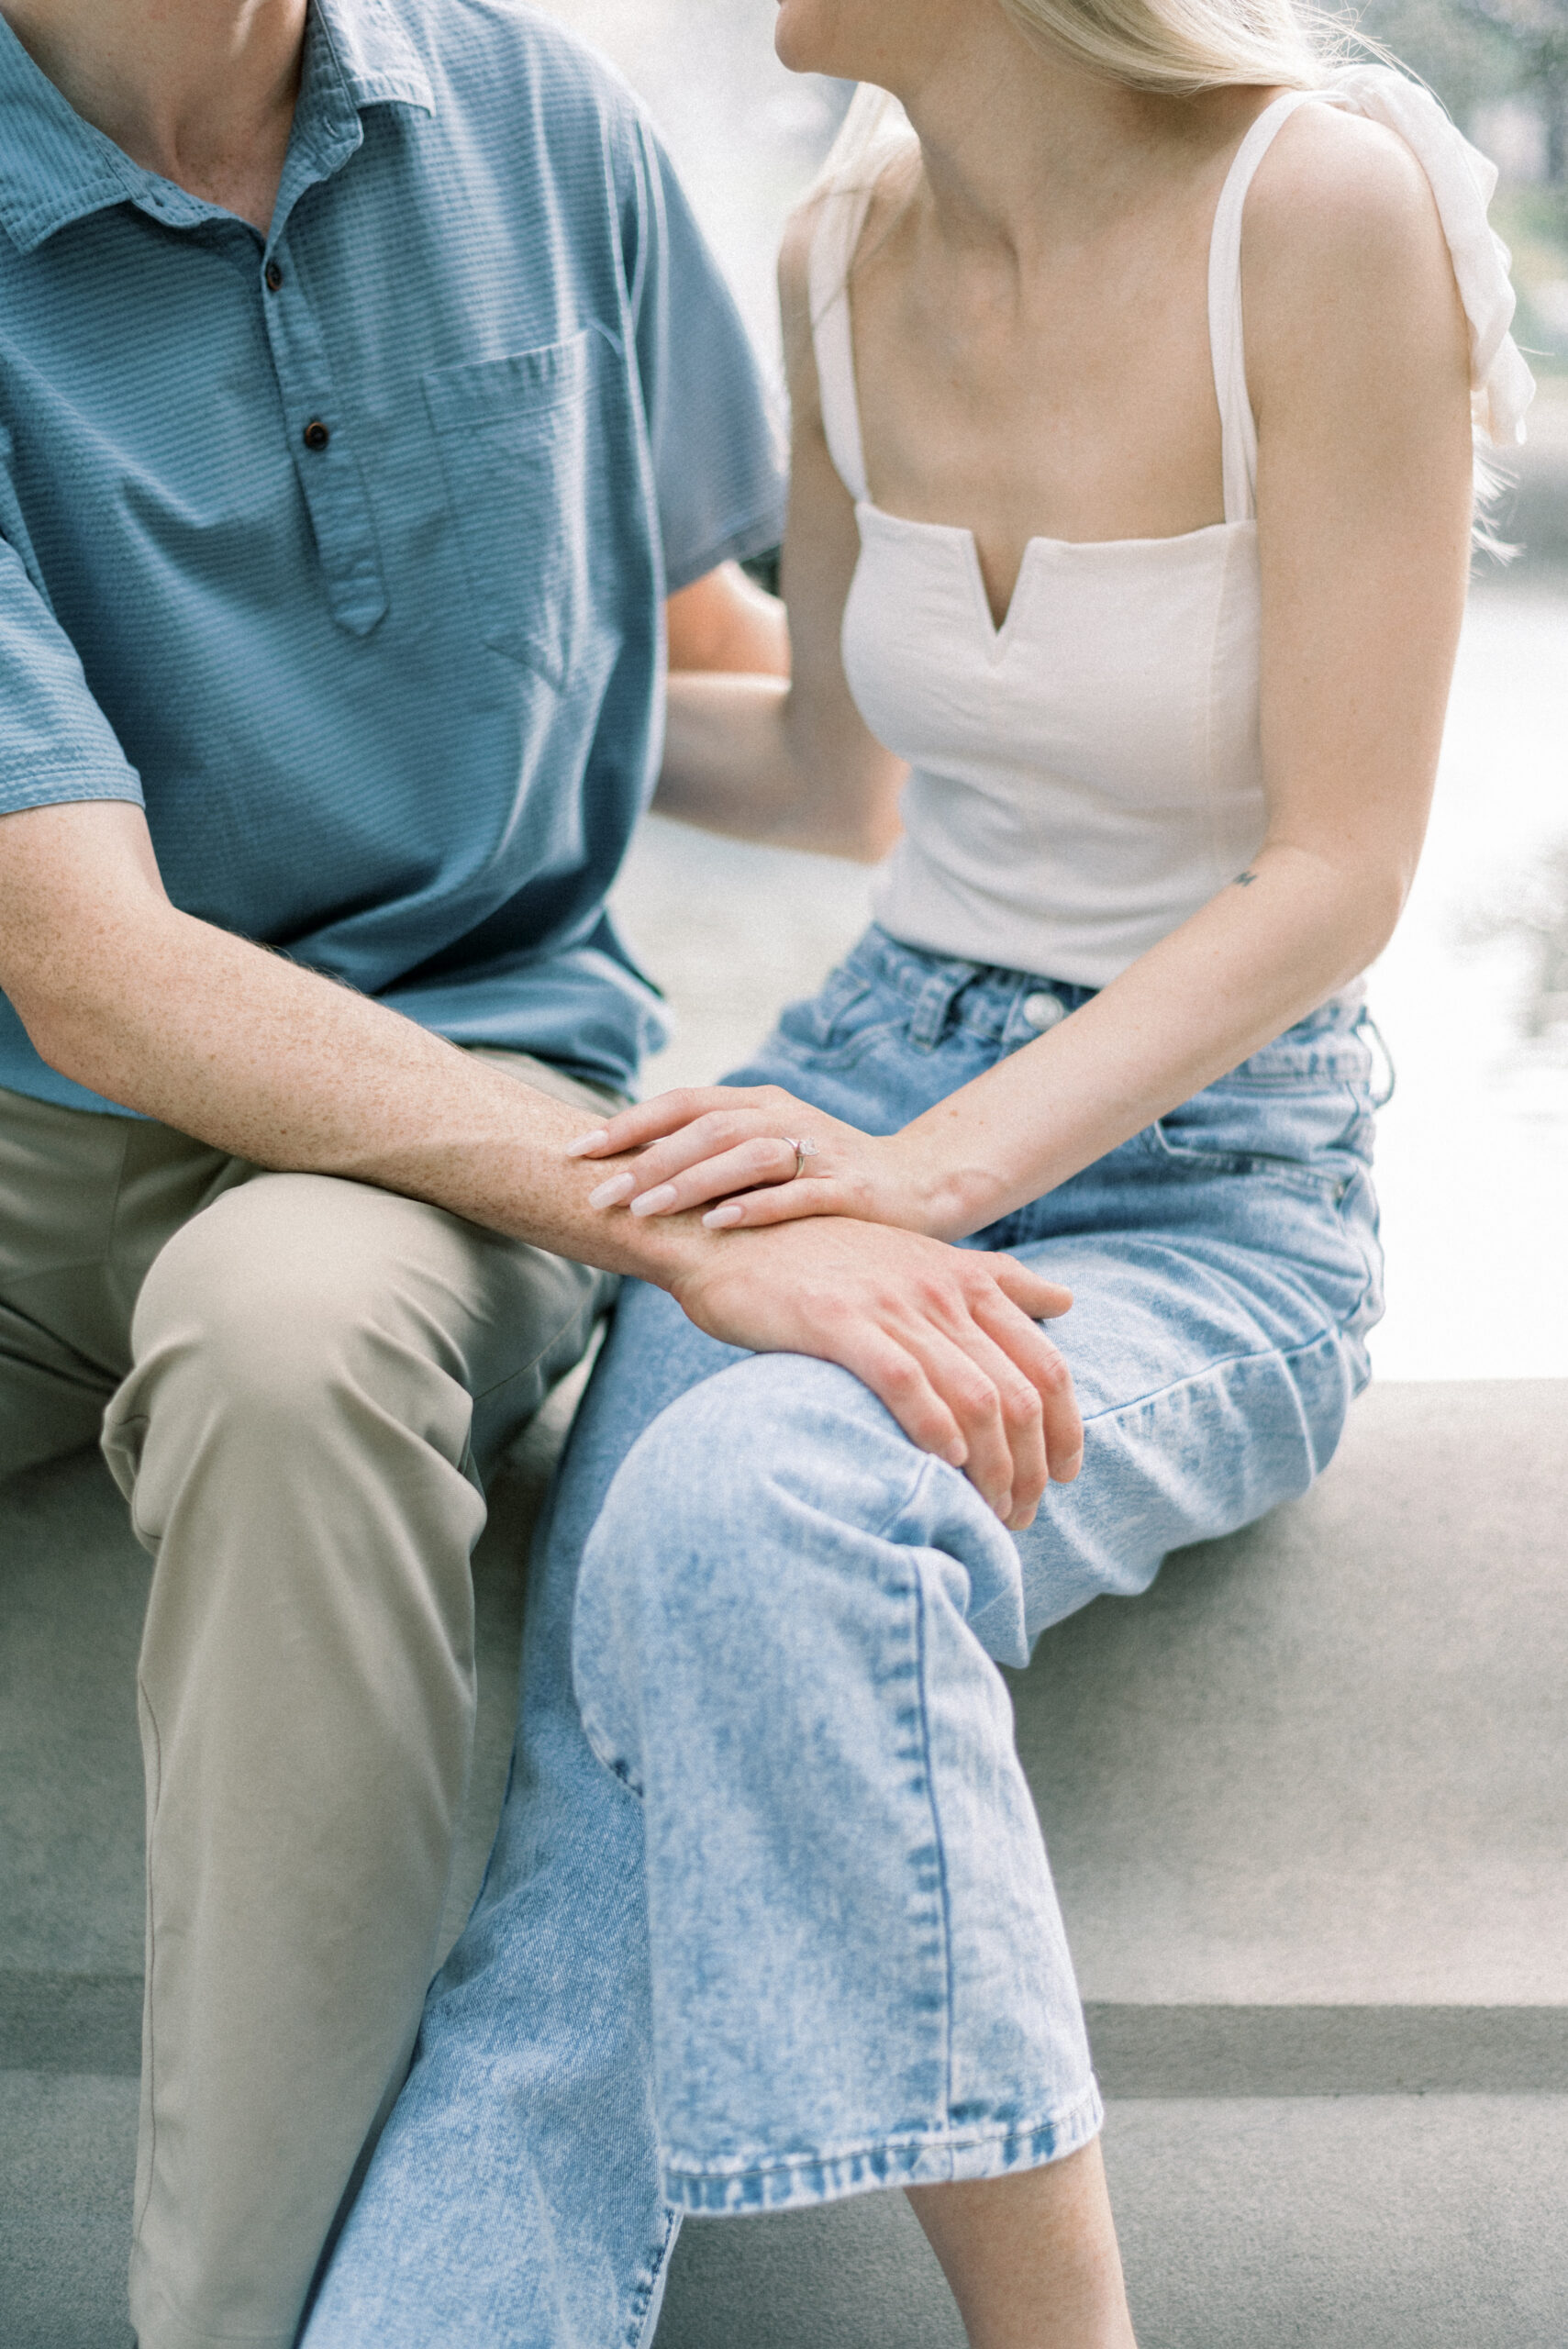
left=1207, top=88, right=1329, bottom=524
left=808, top=178, right=878, bottom=505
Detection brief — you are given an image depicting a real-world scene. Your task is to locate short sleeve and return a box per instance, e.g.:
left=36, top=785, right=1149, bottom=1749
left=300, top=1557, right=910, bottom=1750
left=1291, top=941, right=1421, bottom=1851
left=0, top=519, right=143, bottom=817
left=620, top=115, right=786, bottom=595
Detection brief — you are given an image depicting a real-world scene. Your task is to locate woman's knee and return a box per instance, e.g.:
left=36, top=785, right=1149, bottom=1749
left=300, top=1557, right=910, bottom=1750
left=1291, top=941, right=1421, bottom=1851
left=594, top=1352, right=916, bottom=1586
left=573, top=1349, right=1017, bottom=1709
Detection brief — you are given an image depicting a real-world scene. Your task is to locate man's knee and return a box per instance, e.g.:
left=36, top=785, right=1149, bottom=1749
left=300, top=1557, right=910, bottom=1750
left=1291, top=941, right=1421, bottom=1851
left=120, top=1174, right=476, bottom=1468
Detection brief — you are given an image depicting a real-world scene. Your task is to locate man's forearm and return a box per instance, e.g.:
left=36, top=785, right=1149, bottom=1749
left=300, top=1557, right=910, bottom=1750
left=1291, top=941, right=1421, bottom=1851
left=16, top=861, right=704, bottom=1287
left=1, top=802, right=1082, bottom=1512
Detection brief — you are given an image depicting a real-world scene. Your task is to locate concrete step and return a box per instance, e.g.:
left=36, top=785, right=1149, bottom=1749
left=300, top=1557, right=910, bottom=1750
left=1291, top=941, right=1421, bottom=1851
left=658, top=2095, right=1568, bottom=2349
left=1018, top=1377, right=1568, bottom=2011
left=655, top=1376, right=1568, bottom=2347
left=3, top=1379, right=1564, bottom=2344
left=6, top=2076, right=1563, bottom=2349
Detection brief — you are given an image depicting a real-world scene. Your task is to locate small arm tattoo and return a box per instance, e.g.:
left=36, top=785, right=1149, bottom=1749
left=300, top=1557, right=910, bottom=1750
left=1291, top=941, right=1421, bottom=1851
left=1233, top=870, right=1258, bottom=887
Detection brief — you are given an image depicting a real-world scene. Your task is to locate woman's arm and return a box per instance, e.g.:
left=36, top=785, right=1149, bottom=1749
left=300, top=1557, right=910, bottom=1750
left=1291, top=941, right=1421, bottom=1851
left=665, top=560, right=789, bottom=678
left=573, top=107, right=1474, bottom=1238
left=651, top=209, right=906, bottom=861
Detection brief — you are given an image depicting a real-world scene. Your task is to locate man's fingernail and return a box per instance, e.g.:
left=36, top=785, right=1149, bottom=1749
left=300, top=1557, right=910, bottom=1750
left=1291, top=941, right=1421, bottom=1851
left=629, top=1184, right=678, bottom=1217
left=703, top=1203, right=743, bottom=1228
left=566, top=1130, right=610, bottom=1157
left=588, top=1173, right=636, bottom=1208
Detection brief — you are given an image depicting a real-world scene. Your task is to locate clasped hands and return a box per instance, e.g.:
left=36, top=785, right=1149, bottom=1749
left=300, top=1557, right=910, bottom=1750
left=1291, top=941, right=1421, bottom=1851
left=568, top=1084, right=1079, bottom=1532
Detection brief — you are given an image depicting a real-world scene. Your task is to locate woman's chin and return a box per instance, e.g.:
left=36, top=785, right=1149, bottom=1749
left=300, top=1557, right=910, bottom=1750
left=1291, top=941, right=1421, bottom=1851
left=773, top=2, right=836, bottom=80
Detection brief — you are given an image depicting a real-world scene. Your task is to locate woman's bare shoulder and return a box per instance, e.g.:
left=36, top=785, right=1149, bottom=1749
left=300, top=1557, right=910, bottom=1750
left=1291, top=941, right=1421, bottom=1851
left=1244, top=99, right=1457, bottom=322
left=1242, top=99, right=1468, bottom=406
left=779, top=149, right=915, bottom=295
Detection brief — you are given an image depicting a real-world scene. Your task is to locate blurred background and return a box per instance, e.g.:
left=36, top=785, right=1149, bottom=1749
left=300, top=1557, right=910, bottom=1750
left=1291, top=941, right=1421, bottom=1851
left=544, top=0, right=1567, bottom=1380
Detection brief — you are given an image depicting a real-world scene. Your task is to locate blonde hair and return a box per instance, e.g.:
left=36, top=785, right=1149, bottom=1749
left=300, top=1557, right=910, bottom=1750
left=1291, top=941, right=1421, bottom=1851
left=812, top=0, right=1359, bottom=193
left=995, top=0, right=1331, bottom=97
left=807, top=2, right=1511, bottom=550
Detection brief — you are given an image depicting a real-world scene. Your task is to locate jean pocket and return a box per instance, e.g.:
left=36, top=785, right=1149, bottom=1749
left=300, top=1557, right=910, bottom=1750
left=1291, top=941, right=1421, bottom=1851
left=1144, top=1119, right=1352, bottom=1197
left=1148, top=1068, right=1374, bottom=1197
left=768, top=960, right=907, bottom=1070
left=423, top=330, right=604, bottom=687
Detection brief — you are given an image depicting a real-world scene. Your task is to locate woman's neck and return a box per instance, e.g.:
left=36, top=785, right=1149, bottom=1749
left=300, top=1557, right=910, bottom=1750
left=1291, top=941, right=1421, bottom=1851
left=880, top=8, right=1271, bottom=269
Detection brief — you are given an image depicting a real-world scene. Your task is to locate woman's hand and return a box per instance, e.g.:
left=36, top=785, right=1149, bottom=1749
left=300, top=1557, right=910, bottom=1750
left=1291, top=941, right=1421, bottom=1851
left=566, top=1084, right=965, bottom=1238
left=668, top=1216, right=1081, bottom=1527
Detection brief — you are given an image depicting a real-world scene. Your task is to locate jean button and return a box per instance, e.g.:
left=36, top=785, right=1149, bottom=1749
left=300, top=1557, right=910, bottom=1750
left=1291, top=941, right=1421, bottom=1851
left=1021, top=991, right=1064, bottom=1031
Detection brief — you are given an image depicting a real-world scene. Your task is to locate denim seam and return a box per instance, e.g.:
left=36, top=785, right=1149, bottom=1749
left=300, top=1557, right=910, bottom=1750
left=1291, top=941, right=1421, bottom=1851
left=1074, top=1319, right=1351, bottom=1431
left=910, top=1558, right=958, bottom=2133
left=660, top=2079, right=1105, bottom=2202
left=622, top=2199, right=682, bottom=2349
left=867, top=1448, right=955, bottom=1550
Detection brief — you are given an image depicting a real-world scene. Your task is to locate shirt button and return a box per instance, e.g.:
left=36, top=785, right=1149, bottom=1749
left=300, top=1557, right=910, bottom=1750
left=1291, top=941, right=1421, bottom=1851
left=264, top=260, right=284, bottom=291
left=302, top=419, right=330, bottom=451
left=1021, top=991, right=1065, bottom=1032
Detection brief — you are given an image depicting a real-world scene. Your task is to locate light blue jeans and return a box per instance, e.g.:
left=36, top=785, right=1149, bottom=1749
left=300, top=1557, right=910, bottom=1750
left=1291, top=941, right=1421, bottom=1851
left=305, top=926, right=1385, bottom=2347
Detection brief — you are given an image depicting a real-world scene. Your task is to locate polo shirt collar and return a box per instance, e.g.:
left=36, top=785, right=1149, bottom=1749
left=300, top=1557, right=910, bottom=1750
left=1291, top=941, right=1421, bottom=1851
left=311, top=0, right=432, bottom=117
left=0, top=0, right=432, bottom=254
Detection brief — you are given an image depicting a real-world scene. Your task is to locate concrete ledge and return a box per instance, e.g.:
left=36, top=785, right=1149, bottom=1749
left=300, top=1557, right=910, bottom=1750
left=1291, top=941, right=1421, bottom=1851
left=1084, top=2003, right=1568, bottom=2097
left=10, top=1976, right=1566, bottom=2097
left=0, top=1974, right=140, bottom=2076
left=4, top=1376, right=1564, bottom=2344
left=1018, top=1379, right=1568, bottom=2009
left=656, top=2096, right=1568, bottom=2349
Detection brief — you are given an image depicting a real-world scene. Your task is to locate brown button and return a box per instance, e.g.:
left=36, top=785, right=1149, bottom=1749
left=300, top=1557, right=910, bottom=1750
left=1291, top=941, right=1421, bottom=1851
left=264, top=260, right=284, bottom=292
left=302, top=419, right=330, bottom=451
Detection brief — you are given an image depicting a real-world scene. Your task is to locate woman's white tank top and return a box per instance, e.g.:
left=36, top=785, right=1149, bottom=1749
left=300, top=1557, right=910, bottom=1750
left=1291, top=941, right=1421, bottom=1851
left=806, top=79, right=1531, bottom=987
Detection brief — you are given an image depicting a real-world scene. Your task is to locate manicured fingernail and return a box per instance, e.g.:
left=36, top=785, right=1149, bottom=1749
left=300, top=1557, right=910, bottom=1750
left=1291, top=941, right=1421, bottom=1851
left=588, top=1173, right=636, bottom=1208
left=565, top=1130, right=610, bottom=1157
left=703, top=1203, right=743, bottom=1228
left=629, top=1184, right=678, bottom=1217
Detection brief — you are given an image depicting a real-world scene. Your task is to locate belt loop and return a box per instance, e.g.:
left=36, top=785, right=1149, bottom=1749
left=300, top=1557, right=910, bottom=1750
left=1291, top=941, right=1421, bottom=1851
left=907, top=967, right=968, bottom=1052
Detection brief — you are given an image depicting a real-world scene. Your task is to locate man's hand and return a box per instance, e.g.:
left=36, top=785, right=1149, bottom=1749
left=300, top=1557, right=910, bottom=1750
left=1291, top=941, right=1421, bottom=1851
left=669, top=1219, right=1081, bottom=1531
left=0, top=802, right=1079, bottom=1530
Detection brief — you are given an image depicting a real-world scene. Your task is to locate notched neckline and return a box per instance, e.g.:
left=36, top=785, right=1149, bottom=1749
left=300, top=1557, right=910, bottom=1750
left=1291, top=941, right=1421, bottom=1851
left=854, top=499, right=1252, bottom=649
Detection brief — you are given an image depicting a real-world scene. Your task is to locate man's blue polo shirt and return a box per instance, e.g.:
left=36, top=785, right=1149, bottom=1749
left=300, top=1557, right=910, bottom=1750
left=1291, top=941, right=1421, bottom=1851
left=0, top=0, right=784, bottom=1112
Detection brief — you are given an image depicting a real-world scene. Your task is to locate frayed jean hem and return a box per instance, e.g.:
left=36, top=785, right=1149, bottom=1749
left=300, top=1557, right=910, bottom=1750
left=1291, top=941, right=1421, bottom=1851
left=661, top=2080, right=1106, bottom=2215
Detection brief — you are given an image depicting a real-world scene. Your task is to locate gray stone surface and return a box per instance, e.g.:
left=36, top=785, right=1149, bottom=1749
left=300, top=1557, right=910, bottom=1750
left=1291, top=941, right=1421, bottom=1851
left=0, top=1359, right=586, bottom=2078
left=0, top=2072, right=137, bottom=2349
left=4, top=1374, right=1565, bottom=2344
left=1018, top=1378, right=1568, bottom=2006
left=659, top=2097, right=1568, bottom=2349
left=1, top=1455, right=148, bottom=1978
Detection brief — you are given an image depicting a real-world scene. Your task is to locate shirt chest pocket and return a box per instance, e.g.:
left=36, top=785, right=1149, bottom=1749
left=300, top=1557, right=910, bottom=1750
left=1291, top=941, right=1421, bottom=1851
left=423, top=330, right=603, bottom=690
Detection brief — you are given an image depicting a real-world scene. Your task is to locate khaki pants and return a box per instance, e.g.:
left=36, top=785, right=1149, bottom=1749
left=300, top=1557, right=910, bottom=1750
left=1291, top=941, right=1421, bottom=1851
left=0, top=1056, right=619, bottom=2349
